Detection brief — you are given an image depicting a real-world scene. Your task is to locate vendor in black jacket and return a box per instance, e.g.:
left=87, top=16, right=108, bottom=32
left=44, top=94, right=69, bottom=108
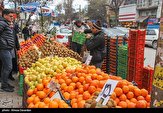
left=0, top=9, right=15, bottom=92
left=85, top=20, right=106, bottom=68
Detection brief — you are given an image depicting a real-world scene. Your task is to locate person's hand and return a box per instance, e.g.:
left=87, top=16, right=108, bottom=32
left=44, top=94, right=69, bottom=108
left=86, top=34, right=92, bottom=39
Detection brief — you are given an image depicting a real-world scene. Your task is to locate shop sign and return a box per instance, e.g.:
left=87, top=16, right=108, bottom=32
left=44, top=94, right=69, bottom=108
left=151, top=0, right=163, bottom=108
left=148, top=18, right=159, bottom=25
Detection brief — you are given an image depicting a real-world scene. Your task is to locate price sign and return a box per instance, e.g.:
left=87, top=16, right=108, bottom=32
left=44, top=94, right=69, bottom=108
left=84, top=53, right=92, bottom=65
left=96, top=79, right=119, bottom=105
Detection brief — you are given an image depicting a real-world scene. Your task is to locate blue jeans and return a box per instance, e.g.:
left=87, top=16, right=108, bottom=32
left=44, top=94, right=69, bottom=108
left=0, top=50, right=13, bottom=87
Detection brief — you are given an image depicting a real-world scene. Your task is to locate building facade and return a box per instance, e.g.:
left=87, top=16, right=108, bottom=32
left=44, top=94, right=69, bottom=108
left=118, top=0, right=162, bottom=29
left=118, top=1, right=138, bottom=28
left=137, top=0, right=162, bottom=29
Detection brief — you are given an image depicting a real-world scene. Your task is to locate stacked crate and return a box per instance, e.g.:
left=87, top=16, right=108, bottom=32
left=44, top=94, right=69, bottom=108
left=117, top=45, right=128, bottom=79
left=109, top=36, right=124, bottom=75
left=18, top=75, right=24, bottom=96
left=142, top=66, right=154, bottom=94
left=127, top=29, right=146, bottom=89
left=101, top=35, right=110, bottom=73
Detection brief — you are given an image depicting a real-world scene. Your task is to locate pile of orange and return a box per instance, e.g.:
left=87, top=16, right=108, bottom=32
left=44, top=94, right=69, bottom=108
left=26, top=64, right=151, bottom=108
left=111, top=80, right=151, bottom=108
left=26, top=77, right=69, bottom=108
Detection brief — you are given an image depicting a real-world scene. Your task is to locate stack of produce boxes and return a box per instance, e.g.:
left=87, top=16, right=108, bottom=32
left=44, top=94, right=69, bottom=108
left=117, top=45, right=128, bottom=79
left=109, top=37, right=124, bottom=75
left=127, top=29, right=146, bottom=89
left=101, top=35, right=110, bottom=73
left=142, top=66, right=154, bottom=93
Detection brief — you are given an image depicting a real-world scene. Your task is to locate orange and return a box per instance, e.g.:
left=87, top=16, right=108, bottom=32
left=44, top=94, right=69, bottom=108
left=136, top=100, right=147, bottom=108
left=59, top=79, right=65, bottom=84
left=63, top=92, right=70, bottom=100
left=36, top=84, right=44, bottom=91
left=114, top=87, right=123, bottom=97
left=72, top=103, right=78, bottom=108
left=126, top=91, right=134, bottom=99
left=33, top=96, right=40, bottom=104
left=127, top=102, right=136, bottom=108
left=69, top=83, right=76, bottom=89
left=145, top=95, right=151, bottom=102
left=49, top=101, right=58, bottom=108
left=27, top=97, right=34, bottom=104
left=137, top=96, right=145, bottom=101
left=60, top=83, right=67, bottom=90
left=98, top=80, right=105, bottom=88
left=78, top=77, right=85, bottom=83
left=134, top=88, right=141, bottom=97
left=85, top=76, right=92, bottom=84
left=65, top=79, right=72, bottom=86
left=141, top=89, right=148, bottom=97
left=83, top=84, right=89, bottom=91
left=77, top=100, right=85, bottom=108
left=38, top=102, right=46, bottom=108
left=67, top=86, right=74, bottom=93
left=83, top=92, right=91, bottom=100
left=70, top=91, right=76, bottom=99
left=110, top=92, right=116, bottom=100
left=27, top=103, right=34, bottom=108
left=130, top=98, right=137, bottom=104
left=71, top=98, right=77, bottom=105
left=43, top=97, right=51, bottom=104
left=119, top=94, right=127, bottom=101
left=72, top=76, right=79, bottom=83
left=118, top=101, right=127, bottom=108
left=128, top=85, right=136, bottom=92
left=90, top=80, right=99, bottom=87
left=27, top=89, right=34, bottom=96
left=122, top=86, right=129, bottom=94
left=78, top=87, right=84, bottom=94
left=37, top=91, right=46, bottom=99
left=88, top=86, right=96, bottom=94
left=114, top=98, right=120, bottom=105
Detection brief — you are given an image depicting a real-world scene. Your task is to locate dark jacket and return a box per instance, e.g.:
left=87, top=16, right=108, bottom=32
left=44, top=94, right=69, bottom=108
left=85, top=31, right=105, bottom=63
left=13, top=23, right=20, bottom=50
left=0, top=16, right=15, bottom=50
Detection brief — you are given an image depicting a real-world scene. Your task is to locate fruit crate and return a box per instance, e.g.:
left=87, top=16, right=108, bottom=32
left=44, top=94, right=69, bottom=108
left=18, top=66, right=26, bottom=75
left=142, top=66, right=154, bottom=93
left=18, top=75, right=24, bottom=96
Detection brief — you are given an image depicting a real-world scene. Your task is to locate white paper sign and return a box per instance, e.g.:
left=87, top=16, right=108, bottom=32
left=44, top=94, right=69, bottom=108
left=84, top=54, right=92, bottom=65
left=50, top=91, right=62, bottom=100
left=96, top=79, right=119, bottom=105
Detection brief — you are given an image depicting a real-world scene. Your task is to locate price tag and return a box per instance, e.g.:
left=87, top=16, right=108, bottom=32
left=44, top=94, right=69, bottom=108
left=47, top=80, right=59, bottom=91
left=50, top=91, right=62, bottom=100
left=84, top=53, right=92, bottom=65
left=96, top=79, right=119, bottom=105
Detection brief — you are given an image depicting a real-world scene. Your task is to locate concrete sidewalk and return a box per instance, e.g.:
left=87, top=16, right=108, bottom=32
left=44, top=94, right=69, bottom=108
left=0, top=74, right=23, bottom=108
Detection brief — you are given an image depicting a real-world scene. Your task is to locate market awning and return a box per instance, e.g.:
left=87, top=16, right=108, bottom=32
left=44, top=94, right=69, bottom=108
left=136, top=16, right=149, bottom=23
left=18, top=2, right=40, bottom=12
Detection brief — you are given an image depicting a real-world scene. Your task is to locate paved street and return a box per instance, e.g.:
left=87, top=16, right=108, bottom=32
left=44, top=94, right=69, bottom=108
left=144, top=46, right=157, bottom=68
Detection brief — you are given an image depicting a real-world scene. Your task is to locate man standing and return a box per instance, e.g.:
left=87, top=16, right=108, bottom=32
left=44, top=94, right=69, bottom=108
left=85, top=20, right=106, bottom=68
left=0, top=9, right=15, bottom=92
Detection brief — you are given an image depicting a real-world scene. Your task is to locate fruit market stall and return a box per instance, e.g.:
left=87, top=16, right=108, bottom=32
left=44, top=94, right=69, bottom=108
left=16, top=33, right=153, bottom=108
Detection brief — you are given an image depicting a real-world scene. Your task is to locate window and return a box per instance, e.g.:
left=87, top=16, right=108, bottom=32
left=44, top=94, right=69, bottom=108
left=146, top=30, right=156, bottom=35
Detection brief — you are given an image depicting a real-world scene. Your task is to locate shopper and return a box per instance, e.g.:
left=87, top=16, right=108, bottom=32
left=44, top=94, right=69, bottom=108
left=71, top=20, right=86, bottom=55
left=0, top=9, right=15, bottom=92
left=85, top=20, right=106, bottom=68
left=8, top=20, right=20, bottom=81
left=22, top=24, right=30, bottom=41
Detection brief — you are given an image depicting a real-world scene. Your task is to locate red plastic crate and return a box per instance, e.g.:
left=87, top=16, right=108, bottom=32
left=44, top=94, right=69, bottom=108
left=19, top=66, right=26, bottom=75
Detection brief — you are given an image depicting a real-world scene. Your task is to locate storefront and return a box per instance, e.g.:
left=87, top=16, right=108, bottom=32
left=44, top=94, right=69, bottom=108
left=147, top=18, right=160, bottom=29
left=119, top=4, right=138, bottom=28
